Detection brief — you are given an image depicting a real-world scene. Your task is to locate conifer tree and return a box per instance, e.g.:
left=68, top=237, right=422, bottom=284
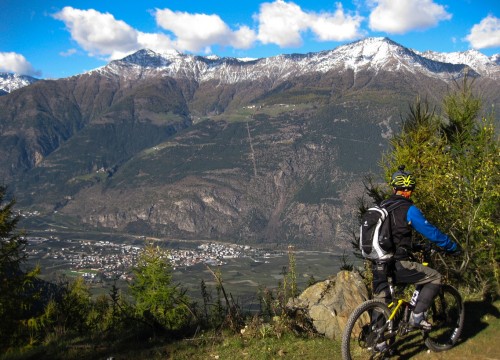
left=130, top=243, right=192, bottom=332
left=0, top=186, right=38, bottom=348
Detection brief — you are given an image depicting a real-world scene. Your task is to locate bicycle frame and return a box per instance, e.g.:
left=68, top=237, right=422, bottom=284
left=383, top=271, right=422, bottom=333
left=376, top=299, right=410, bottom=343
left=388, top=299, right=406, bottom=321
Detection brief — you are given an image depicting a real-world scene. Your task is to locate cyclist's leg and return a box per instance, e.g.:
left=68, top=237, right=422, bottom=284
left=395, top=261, right=441, bottom=317
left=371, top=262, right=392, bottom=351
left=372, top=261, right=391, bottom=304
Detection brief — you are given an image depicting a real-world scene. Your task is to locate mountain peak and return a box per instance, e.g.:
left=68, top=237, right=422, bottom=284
left=117, top=48, right=182, bottom=67
left=341, top=37, right=405, bottom=52
left=332, top=37, right=425, bottom=72
left=0, top=72, right=39, bottom=95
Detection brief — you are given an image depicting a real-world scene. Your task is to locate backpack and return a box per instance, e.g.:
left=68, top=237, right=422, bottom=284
left=359, top=201, right=406, bottom=261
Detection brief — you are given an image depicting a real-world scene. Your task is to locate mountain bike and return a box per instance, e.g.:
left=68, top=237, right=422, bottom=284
left=341, top=247, right=464, bottom=359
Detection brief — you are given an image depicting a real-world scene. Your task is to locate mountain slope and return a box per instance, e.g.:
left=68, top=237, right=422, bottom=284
left=1, top=37, right=499, bottom=249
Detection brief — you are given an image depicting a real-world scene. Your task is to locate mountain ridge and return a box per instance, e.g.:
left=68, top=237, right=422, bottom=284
left=2, top=37, right=499, bottom=95
left=90, top=37, right=487, bottom=84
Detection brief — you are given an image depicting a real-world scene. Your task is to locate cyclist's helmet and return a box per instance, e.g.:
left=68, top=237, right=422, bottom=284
left=390, top=165, right=416, bottom=190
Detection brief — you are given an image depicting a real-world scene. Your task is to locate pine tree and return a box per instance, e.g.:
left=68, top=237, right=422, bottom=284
left=0, top=186, right=39, bottom=348
left=130, top=243, right=192, bottom=332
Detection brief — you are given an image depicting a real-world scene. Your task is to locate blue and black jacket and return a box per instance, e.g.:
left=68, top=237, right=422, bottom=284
left=384, top=195, right=457, bottom=260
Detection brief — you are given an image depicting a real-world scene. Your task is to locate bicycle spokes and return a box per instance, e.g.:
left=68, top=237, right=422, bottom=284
left=341, top=300, right=392, bottom=360
left=424, top=285, right=464, bottom=352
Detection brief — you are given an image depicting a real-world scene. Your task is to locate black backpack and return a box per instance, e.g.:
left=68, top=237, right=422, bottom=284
left=359, top=201, right=406, bottom=261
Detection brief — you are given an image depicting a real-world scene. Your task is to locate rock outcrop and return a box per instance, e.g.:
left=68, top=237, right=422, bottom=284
left=287, top=270, right=369, bottom=340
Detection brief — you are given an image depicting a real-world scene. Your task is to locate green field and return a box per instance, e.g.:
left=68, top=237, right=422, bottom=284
left=171, top=251, right=355, bottom=311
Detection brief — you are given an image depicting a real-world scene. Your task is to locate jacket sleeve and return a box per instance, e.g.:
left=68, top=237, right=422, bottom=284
left=406, top=205, right=457, bottom=252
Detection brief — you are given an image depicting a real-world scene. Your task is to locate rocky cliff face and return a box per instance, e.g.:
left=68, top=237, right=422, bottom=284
left=55, top=110, right=367, bottom=248
left=1, top=37, right=500, bottom=250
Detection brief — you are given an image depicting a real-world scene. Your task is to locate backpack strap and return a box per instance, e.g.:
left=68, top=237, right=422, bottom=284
left=381, top=199, right=409, bottom=213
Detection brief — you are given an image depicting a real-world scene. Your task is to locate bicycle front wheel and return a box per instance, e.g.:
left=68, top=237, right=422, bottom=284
left=341, top=299, right=392, bottom=360
left=424, top=284, right=464, bottom=352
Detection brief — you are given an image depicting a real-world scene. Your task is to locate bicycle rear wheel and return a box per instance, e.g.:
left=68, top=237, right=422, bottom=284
left=424, top=284, right=464, bottom=352
left=341, top=299, right=392, bottom=360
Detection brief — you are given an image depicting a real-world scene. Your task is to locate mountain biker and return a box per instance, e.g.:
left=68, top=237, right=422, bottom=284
left=372, top=165, right=460, bottom=330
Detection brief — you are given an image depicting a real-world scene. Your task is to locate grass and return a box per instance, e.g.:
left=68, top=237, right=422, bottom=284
left=165, top=332, right=339, bottom=360
left=203, top=103, right=315, bottom=123
left=3, top=299, right=498, bottom=360
left=171, top=299, right=500, bottom=360
left=411, top=298, right=500, bottom=360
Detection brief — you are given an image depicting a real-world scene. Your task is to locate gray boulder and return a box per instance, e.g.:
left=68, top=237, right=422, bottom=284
left=287, top=270, right=369, bottom=340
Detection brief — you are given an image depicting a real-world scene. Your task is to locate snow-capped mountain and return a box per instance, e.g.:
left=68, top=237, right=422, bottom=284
left=0, top=73, right=39, bottom=95
left=417, top=49, right=500, bottom=79
left=2, top=37, right=499, bottom=94
left=89, top=37, right=499, bottom=84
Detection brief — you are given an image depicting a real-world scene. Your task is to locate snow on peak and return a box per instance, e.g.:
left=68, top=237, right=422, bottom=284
left=236, top=57, right=257, bottom=62
left=0, top=72, right=39, bottom=94
left=331, top=37, right=414, bottom=69
left=86, top=37, right=499, bottom=84
left=419, top=49, right=488, bottom=64
left=416, top=49, right=500, bottom=78
left=117, top=49, right=180, bottom=67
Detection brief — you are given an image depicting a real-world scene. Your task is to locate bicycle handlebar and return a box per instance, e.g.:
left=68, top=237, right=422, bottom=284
left=411, top=242, right=461, bottom=266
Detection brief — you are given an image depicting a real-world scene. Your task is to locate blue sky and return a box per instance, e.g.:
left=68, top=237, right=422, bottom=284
left=1, top=0, right=499, bottom=79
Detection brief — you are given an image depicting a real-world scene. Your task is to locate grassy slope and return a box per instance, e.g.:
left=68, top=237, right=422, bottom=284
left=6, top=299, right=498, bottom=360
left=168, top=299, right=500, bottom=360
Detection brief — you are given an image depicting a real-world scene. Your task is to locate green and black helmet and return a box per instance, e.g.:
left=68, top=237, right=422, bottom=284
left=390, top=165, right=416, bottom=190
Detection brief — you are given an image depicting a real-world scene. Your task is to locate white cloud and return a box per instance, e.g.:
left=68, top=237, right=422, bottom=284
left=256, top=1, right=364, bottom=47
left=466, top=15, right=500, bottom=49
left=154, top=9, right=257, bottom=52
left=60, top=48, right=77, bottom=57
left=136, top=32, right=176, bottom=54
left=0, top=52, right=40, bottom=76
left=368, top=0, right=451, bottom=34
left=231, top=26, right=258, bottom=49
left=309, top=4, right=365, bottom=41
left=257, top=1, right=310, bottom=47
left=53, top=7, right=256, bottom=59
left=53, top=7, right=140, bottom=60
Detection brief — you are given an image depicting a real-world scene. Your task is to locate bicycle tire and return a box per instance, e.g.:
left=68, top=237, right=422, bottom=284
left=424, top=284, right=464, bottom=352
left=341, top=299, right=392, bottom=360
